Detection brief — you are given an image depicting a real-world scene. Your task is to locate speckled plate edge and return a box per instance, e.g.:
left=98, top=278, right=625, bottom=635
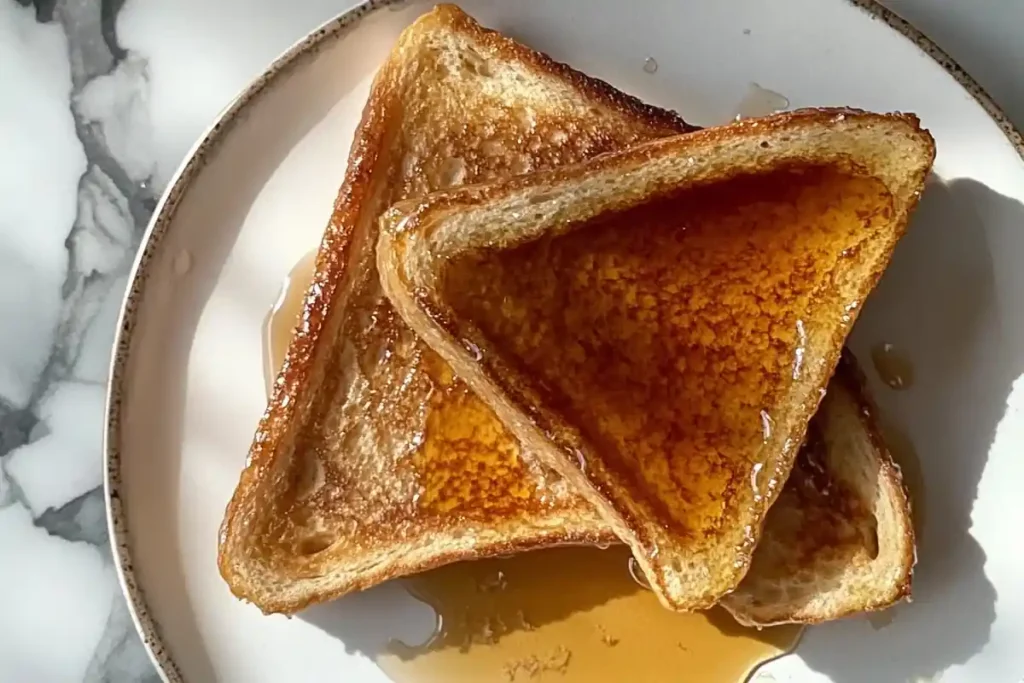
left=102, top=2, right=1024, bottom=681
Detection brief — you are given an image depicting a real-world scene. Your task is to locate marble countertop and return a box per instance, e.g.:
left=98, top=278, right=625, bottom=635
left=0, top=0, right=1022, bottom=680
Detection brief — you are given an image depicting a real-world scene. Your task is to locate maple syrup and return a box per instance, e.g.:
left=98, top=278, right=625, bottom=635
left=870, top=342, right=915, bottom=390
left=381, top=547, right=800, bottom=682
left=262, top=250, right=318, bottom=394
left=733, top=83, right=790, bottom=120
left=264, top=253, right=802, bottom=682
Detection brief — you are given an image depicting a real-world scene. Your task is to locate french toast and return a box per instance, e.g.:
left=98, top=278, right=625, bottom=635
left=378, top=108, right=935, bottom=610
left=218, top=3, right=694, bottom=613
left=221, top=3, right=920, bottom=621
left=722, top=352, right=915, bottom=625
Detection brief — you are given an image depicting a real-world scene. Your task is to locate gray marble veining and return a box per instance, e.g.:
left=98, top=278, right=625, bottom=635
left=2, top=0, right=156, bottom=679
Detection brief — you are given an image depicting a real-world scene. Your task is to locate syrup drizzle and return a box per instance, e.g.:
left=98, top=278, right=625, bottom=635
left=734, top=83, right=790, bottom=120
left=871, top=342, right=915, bottom=391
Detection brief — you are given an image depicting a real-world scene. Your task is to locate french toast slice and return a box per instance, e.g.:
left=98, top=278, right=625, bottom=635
left=378, top=109, right=934, bottom=610
left=217, top=3, right=694, bottom=613
left=723, top=352, right=915, bottom=625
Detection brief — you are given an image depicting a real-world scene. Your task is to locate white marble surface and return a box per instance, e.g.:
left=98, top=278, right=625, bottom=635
left=0, top=0, right=1021, bottom=680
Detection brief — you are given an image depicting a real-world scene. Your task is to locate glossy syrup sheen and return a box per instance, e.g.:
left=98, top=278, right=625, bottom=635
left=444, top=166, right=894, bottom=542
left=734, top=83, right=790, bottom=120
left=380, top=547, right=800, bottom=683
left=263, top=250, right=318, bottom=397
left=870, top=342, right=915, bottom=391
left=264, top=264, right=801, bottom=683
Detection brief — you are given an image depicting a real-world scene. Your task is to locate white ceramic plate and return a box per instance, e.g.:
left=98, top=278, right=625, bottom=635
left=105, top=0, right=1024, bottom=681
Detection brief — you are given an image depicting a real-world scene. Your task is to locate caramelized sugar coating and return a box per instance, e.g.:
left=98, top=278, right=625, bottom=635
left=443, top=166, right=893, bottom=544
left=412, top=351, right=564, bottom=518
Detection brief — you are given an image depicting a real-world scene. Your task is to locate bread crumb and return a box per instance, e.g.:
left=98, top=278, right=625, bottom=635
left=504, top=646, right=572, bottom=680
left=515, top=609, right=535, bottom=631
left=597, top=624, right=619, bottom=647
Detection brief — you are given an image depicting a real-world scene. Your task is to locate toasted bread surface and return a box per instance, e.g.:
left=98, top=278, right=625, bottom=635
left=217, top=4, right=693, bottom=613
left=379, top=109, right=934, bottom=610
left=723, top=352, right=915, bottom=625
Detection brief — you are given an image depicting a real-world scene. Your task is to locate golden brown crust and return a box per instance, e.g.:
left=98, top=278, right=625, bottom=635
left=381, top=109, right=934, bottom=610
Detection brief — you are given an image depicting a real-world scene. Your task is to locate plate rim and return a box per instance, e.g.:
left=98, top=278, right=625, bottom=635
left=102, top=1, right=1024, bottom=680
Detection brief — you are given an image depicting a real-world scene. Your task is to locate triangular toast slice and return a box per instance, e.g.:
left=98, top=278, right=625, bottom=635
left=378, top=109, right=934, bottom=610
left=218, top=3, right=693, bottom=613
left=722, top=352, right=915, bottom=625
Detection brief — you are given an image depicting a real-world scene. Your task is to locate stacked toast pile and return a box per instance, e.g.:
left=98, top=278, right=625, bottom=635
left=219, top=4, right=933, bottom=627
